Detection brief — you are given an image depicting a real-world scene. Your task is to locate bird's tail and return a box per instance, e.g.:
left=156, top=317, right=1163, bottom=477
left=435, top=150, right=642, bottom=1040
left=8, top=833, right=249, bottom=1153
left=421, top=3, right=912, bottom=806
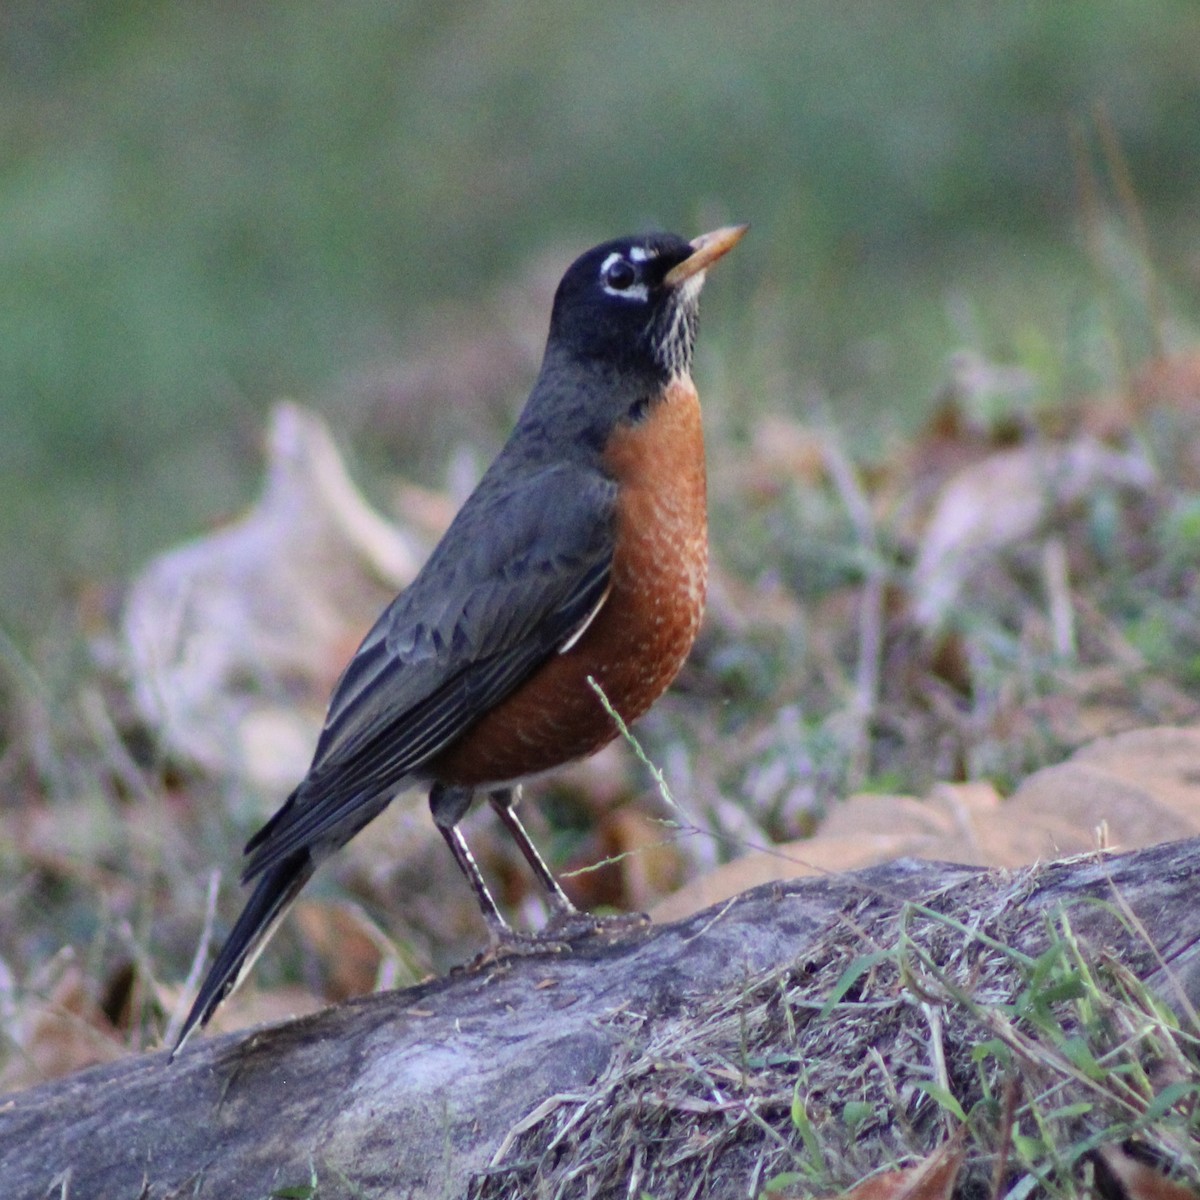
left=170, top=851, right=315, bottom=1060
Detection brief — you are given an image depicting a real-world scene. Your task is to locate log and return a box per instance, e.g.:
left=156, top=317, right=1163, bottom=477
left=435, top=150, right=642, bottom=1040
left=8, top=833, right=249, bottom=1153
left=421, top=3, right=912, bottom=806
left=2, top=838, right=1199, bottom=1200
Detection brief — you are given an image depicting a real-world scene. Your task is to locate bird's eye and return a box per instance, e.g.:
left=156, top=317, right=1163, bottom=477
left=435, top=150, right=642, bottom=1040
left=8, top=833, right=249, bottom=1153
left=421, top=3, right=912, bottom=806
left=603, top=258, right=637, bottom=291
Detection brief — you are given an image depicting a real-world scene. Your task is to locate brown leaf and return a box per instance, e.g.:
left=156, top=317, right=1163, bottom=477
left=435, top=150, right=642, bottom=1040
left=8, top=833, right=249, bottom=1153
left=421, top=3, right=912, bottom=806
left=122, top=402, right=424, bottom=790
left=0, top=953, right=127, bottom=1092
left=655, top=720, right=1200, bottom=921
left=910, top=438, right=1154, bottom=630
left=1094, top=1145, right=1200, bottom=1200
left=994, top=725, right=1200, bottom=862
left=179, top=984, right=326, bottom=1041
left=836, top=1132, right=965, bottom=1200
left=652, top=783, right=1001, bottom=922
left=292, top=900, right=386, bottom=1003
left=598, top=806, right=689, bottom=911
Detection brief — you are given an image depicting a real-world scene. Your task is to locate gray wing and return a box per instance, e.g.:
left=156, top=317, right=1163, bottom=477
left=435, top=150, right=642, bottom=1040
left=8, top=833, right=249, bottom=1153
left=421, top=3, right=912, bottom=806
left=241, top=461, right=617, bottom=880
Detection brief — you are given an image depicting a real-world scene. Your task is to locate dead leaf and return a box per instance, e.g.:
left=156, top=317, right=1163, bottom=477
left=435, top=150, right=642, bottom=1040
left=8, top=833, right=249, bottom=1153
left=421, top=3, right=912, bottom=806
left=705, top=559, right=805, bottom=639
left=653, top=783, right=1000, bottom=922
left=834, top=1132, right=965, bottom=1200
left=122, top=402, right=424, bottom=791
left=911, top=437, right=1155, bottom=630
left=0, top=952, right=127, bottom=1092
left=939, top=348, right=1039, bottom=437
left=175, top=984, right=326, bottom=1041
left=655, top=723, right=1200, bottom=921
left=995, top=725, right=1200, bottom=862
left=1093, top=1145, right=1200, bottom=1200
left=292, top=900, right=388, bottom=1003
left=598, top=806, right=689, bottom=912
left=728, top=413, right=830, bottom=503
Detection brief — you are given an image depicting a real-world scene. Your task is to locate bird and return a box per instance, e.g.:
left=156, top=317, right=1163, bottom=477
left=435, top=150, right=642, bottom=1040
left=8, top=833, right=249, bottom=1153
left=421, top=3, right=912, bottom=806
left=171, top=222, right=747, bottom=1056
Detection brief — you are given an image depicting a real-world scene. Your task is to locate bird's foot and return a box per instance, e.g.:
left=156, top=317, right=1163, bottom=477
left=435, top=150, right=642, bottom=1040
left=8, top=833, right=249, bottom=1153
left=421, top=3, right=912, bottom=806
left=462, top=927, right=571, bottom=970
left=461, top=910, right=650, bottom=971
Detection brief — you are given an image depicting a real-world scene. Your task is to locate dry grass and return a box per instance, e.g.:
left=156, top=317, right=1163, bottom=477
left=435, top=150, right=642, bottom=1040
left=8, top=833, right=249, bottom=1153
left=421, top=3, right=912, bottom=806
left=471, top=859, right=1200, bottom=1199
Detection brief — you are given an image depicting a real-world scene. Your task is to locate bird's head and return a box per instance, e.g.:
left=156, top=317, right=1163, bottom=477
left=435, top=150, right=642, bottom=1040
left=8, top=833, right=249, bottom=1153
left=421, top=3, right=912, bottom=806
left=547, top=225, right=748, bottom=381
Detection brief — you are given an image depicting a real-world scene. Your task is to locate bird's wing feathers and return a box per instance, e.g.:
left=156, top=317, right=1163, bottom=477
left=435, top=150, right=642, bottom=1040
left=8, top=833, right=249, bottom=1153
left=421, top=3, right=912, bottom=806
left=242, top=463, right=616, bottom=879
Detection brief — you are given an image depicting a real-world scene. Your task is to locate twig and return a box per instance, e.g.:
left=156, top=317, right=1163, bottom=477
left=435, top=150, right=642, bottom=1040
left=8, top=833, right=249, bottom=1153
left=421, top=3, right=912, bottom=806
left=922, top=1001, right=955, bottom=1136
left=162, top=870, right=221, bottom=1049
left=586, top=675, right=679, bottom=814
left=1041, top=537, right=1076, bottom=662
left=821, top=429, right=885, bottom=788
left=489, top=1092, right=589, bottom=1168
left=79, top=685, right=159, bottom=807
left=990, top=1074, right=1020, bottom=1200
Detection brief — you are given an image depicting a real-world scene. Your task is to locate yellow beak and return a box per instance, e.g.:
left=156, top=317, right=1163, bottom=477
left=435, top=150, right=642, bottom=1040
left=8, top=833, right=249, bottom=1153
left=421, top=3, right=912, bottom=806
left=663, top=223, right=749, bottom=288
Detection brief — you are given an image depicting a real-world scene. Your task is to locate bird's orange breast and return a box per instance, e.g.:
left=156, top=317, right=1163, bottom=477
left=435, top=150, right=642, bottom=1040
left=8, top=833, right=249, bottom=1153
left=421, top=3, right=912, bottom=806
left=431, top=375, right=708, bottom=787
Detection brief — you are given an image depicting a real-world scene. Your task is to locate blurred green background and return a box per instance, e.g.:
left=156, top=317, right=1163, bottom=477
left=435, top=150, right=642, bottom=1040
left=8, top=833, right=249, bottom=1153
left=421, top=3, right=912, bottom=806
left=2, top=0, right=1199, bottom=642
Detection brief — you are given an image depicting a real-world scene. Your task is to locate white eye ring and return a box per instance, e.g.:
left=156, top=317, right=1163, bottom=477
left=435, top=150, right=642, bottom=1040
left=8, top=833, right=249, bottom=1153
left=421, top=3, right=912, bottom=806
left=599, top=252, right=649, bottom=301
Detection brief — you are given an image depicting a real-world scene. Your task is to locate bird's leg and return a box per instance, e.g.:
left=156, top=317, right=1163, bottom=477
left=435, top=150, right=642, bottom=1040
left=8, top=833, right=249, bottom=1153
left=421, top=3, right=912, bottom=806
left=488, top=786, right=577, bottom=918
left=490, top=785, right=652, bottom=942
left=429, top=783, right=511, bottom=941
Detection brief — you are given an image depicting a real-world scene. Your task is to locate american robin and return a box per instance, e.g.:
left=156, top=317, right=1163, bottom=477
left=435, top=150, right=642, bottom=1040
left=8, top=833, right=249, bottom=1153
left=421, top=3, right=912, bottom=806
left=171, top=223, right=747, bottom=1055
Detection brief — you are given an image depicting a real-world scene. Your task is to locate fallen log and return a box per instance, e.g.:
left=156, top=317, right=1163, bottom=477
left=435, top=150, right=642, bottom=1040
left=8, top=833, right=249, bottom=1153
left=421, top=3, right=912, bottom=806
left=2, top=838, right=1198, bottom=1199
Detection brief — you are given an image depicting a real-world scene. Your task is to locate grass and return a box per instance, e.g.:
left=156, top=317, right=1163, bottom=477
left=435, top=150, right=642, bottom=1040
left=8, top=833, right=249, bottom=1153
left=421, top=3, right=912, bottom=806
left=469, top=857, right=1200, bottom=1199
